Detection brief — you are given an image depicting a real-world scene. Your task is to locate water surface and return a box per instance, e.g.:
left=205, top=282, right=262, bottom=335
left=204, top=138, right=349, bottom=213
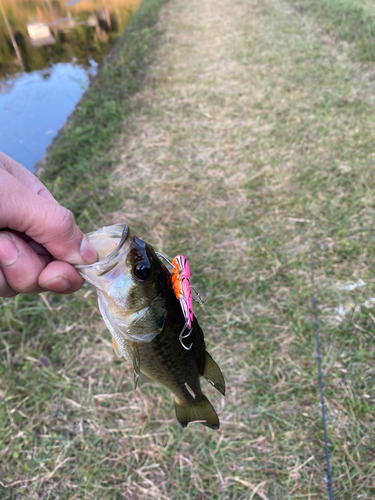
left=0, top=0, right=139, bottom=171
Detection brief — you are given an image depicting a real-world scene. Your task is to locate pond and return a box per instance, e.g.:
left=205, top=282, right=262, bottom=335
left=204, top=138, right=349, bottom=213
left=0, top=0, right=140, bottom=172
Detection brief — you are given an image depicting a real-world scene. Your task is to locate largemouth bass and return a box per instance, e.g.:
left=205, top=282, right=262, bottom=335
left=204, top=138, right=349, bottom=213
left=76, top=223, right=225, bottom=429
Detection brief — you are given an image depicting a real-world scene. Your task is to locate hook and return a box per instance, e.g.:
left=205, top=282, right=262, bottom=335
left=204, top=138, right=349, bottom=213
left=179, top=323, right=193, bottom=350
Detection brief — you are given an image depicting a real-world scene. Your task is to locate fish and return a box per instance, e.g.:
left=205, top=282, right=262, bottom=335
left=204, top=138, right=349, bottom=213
left=76, top=223, right=225, bottom=429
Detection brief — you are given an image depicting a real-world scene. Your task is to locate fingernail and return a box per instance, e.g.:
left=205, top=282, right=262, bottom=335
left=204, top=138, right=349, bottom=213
left=80, top=237, right=98, bottom=264
left=0, top=234, right=20, bottom=267
left=41, top=276, right=71, bottom=292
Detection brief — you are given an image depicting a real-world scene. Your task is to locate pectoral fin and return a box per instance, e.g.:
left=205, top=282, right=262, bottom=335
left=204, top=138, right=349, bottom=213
left=128, top=296, right=167, bottom=342
left=175, top=394, right=220, bottom=430
left=131, top=341, right=141, bottom=390
left=203, top=351, right=226, bottom=396
left=112, top=336, right=122, bottom=358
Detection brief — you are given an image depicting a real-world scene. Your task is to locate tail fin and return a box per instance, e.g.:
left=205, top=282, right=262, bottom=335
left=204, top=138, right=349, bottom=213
left=203, top=351, right=226, bottom=396
left=175, top=395, right=220, bottom=430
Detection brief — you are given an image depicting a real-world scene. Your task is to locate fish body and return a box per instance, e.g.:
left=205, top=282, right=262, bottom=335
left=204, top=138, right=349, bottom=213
left=171, top=255, right=194, bottom=329
left=76, top=224, right=225, bottom=429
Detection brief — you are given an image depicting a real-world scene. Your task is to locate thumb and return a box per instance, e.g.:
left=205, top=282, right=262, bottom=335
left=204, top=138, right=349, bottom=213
left=1, top=170, right=98, bottom=265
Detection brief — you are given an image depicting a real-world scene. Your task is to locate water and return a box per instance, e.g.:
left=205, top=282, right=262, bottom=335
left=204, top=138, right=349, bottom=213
left=0, top=0, right=139, bottom=171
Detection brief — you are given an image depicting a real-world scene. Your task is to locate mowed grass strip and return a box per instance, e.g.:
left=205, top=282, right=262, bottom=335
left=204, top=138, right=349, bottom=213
left=1, top=0, right=375, bottom=498
left=288, top=0, right=375, bottom=61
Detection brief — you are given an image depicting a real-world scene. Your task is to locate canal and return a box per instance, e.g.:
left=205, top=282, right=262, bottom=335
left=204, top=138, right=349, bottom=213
left=0, top=0, right=140, bottom=171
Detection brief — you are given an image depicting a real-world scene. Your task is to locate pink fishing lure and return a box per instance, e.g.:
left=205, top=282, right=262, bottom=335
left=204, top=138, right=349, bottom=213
left=171, top=254, right=194, bottom=329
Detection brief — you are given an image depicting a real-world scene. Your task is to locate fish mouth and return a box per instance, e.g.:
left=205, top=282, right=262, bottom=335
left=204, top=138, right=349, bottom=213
left=75, top=223, right=131, bottom=271
left=106, top=225, right=130, bottom=260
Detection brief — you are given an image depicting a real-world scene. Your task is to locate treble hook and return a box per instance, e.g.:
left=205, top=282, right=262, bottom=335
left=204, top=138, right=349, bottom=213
left=179, top=323, right=193, bottom=350
left=190, top=285, right=205, bottom=305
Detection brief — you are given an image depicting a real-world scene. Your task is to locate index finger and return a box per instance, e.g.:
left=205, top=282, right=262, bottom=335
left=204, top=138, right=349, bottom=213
left=0, top=151, right=57, bottom=203
left=1, top=169, right=98, bottom=265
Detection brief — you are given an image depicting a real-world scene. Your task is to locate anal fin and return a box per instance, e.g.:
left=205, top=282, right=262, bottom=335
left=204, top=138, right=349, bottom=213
left=203, top=351, right=226, bottom=396
left=175, top=394, right=220, bottom=430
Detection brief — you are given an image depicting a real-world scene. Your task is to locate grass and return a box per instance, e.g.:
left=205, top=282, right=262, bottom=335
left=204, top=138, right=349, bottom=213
left=37, top=0, right=166, bottom=228
left=1, top=0, right=375, bottom=498
left=288, top=0, right=375, bottom=61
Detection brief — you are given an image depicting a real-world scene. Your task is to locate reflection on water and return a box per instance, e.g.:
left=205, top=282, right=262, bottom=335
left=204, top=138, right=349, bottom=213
left=0, top=0, right=140, bottom=171
left=0, top=63, right=90, bottom=170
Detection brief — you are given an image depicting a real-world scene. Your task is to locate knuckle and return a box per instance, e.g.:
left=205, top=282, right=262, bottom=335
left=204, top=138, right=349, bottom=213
left=52, top=207, right=76, bottom=239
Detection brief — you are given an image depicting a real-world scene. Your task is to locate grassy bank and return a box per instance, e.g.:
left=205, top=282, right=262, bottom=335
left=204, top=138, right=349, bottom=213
left=0, top=0, right=170, bottom=497
left=288, top=0, right=375, bottom=61
left=1, top=0, right=375, bottom=498
left=39, top=0, right=168, bottom=227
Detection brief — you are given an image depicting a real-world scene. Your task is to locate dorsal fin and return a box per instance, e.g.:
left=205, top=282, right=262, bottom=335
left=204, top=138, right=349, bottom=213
left=203, top=351, right=226, bottom=396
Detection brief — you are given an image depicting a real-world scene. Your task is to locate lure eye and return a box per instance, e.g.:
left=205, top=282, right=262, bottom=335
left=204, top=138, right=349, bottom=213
left=133, top=262, right=152, bottom=282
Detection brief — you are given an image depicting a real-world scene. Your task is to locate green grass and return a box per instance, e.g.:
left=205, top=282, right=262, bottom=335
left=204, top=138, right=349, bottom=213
left=288, top=0, right=375, bottom=61
left=38, top=0, right=168, bottom=229
left=1, top=0, right=375, bottom=497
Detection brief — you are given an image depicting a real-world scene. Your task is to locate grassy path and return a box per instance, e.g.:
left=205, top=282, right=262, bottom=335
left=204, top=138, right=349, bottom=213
left=113, top=0, right=375, bottom=495
left=1, top=0, right=375, bottom=498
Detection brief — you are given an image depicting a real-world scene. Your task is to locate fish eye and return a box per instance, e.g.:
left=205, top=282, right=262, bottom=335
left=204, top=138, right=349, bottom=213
left=133, top=262, right=152, bottom=282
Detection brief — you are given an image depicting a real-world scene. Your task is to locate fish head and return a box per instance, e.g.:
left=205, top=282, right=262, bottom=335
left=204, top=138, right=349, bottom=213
left=76, top=223, right=172, bottom=345
left=125, top=232, right=172, bottom=312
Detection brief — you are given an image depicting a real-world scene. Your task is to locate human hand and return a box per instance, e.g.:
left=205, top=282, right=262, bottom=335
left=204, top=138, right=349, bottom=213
left=0, top=152, right=98, bottom=297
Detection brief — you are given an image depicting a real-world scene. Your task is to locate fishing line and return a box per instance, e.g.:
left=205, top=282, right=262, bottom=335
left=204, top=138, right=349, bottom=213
left=309, top=248, right=333, bottom=500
